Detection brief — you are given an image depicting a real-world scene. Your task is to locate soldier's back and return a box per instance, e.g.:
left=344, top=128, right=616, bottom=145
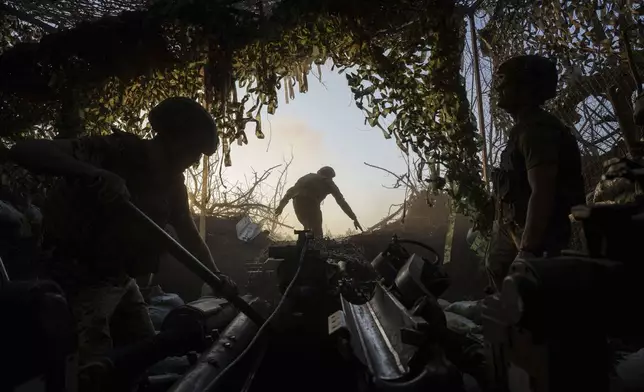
left=527, top=110, right=585, bottom=204
left=294, top=173, right=332, bottom=203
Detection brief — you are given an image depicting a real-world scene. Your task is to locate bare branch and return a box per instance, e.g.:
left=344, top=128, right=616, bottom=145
left=186, top=150, right=295, bottom=237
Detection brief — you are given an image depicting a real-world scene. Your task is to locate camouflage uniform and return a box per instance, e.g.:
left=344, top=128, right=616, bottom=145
left=282, top=172, right=357, bottom=238
left=487, top=109, right=585, bottom=291
left=42, top=130, right=191, bottom=364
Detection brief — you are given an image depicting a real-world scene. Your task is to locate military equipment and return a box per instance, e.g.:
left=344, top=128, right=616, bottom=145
left=5, top=229, right=485, bottom=392
left=496, top=55, right=558, bottom=102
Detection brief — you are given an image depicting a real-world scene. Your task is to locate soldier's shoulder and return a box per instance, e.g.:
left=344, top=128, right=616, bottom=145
left=296, top=173, right=320, bottom=183
left=521, top=109, right=568, bottom=131
left=99, top=131, right=148, bottom=167
left=513, top=109, right=569, bottom=140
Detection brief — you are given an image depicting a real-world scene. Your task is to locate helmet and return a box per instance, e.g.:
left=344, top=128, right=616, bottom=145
left=149, top=97, right=219, bottom=155
left=496, top=55, right=558, bottom=103
left=317, top=166, right=336, bottom=179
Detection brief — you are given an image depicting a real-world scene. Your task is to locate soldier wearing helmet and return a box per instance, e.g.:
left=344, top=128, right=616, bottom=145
left=275, top=166, right=362, bottom=238
left=487, top=55, right=585, bottom=292
left=8, top=97, right=236, bottom=365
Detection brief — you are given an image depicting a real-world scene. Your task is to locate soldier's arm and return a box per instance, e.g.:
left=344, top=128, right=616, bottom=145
left=277, top=185, right=298, bottom=211
left=9, top=136, right=113, bottom=180
left=329, top=181, right=357, bottom=221
left=519, top=128, right=560, bottom=253
left=169, top=180, right=220, bottom=273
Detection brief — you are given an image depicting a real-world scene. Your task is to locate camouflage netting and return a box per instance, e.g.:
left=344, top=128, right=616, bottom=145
left=475, top=1, right=643, bottom=249
left=1, top=0, right=493, bottom=229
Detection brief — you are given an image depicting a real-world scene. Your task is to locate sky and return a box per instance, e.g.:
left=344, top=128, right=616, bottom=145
left=220, top=62, right=409, bottom=236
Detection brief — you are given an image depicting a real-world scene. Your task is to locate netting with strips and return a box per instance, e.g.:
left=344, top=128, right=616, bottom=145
left=463, top=1, right=643, bottom=194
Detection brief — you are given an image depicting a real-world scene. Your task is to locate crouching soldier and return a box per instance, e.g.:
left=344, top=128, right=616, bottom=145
left=487, top=55, right=586, bottom=292
left=9, top=97, right=237, bottom=365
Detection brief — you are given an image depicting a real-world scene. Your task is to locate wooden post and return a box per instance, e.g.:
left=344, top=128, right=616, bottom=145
left=200, top=57, right=212, bottom=239
left=443, top=198, right=455, bottom=265
left=468, top=12, right=489, bottom=190
left=199, top=155, right=209, bottom=239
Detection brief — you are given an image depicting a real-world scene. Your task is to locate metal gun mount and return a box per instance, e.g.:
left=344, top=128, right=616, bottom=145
left=264, top=230, right=331, bottom=309
left=264, top=230, right=380, bottom=309
left=327, top=235, right=467, bottom=391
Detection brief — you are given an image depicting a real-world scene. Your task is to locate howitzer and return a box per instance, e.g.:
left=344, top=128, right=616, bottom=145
left=482, top=158, right=644, bottom=392
left=1, top=228, right=483, bottom=392
left=201, top=232, right=483, bottom=392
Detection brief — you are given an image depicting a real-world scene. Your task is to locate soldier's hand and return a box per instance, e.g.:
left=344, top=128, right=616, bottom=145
left=214, top=273, right=239, bottom=298
left=88, top=169, right=130, bottom=204
left=353, top=220, right=363, bottom=232
left=275, top=206, right=283, bottom=216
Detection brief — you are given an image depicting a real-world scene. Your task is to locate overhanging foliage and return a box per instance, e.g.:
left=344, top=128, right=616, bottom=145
left=0, top=0, right=490, bottom=228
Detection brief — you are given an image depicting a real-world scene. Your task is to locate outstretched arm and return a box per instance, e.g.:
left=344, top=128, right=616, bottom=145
left=9, top=138, right=103, bottom=180
left=329, top=181, right=357, bottom=221
left=276, top=186, right=298, bottom=213
left=169, top=182, right=219, bottom=273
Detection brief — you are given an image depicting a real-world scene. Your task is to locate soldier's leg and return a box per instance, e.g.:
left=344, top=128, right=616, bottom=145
left=485, top=222, right=520, bottom=292
left=70, top=280, right=129, bottom=365
left=310, top=208, right=323, bottom=239
left=292, top=199, right=311, bottom=230
left=110, top=277, right=156, bottom=348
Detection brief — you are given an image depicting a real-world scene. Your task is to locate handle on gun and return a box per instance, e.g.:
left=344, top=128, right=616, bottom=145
left=123, top=201, right=265, bottom=326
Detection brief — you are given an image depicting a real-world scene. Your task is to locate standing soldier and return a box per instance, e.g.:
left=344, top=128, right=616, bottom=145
left=487, top=55, right=586, bottom=292
left=275, top=166, right=362, bottom=238
left=8, top=97, right=237, bottom=365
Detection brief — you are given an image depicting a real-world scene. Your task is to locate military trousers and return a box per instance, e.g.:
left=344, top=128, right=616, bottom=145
left=293, top=197, right=323, bottom=238
left=69, top=274, right=156, bottom=365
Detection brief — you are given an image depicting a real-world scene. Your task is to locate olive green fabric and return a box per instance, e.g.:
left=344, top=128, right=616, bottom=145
left=293, top=197, right=324, bottom=238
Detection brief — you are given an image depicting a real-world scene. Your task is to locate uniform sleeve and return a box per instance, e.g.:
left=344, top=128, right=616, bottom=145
left=328, top=180, right=357, bottom=220
left=68, top=135, right=125, bottom=168
left=517, top=125, right=561, bottom=171
left=328, top=180, right=345, bottom=201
